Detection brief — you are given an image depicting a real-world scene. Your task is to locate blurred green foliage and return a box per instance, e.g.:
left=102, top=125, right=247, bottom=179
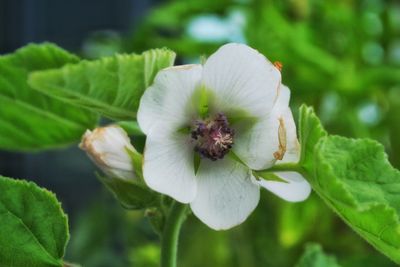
left=69, top=0, right=400, bottom=266
left=125, top=0, right=400, bottom=166
left=295, top=244, right=342, bottom=267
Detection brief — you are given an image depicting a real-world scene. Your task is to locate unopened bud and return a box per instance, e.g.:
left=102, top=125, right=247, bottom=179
left=79, top=125, right=137, bottom=180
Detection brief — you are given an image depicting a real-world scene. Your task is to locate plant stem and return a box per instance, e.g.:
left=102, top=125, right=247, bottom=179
left=266, top=162, right=304, bottom=173
left=161, top=201, right=188, bottom=267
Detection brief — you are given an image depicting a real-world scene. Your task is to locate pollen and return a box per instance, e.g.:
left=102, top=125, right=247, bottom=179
left=191, top=113, right=234, bottom=161
left=274, top=61, right=283, bottom=72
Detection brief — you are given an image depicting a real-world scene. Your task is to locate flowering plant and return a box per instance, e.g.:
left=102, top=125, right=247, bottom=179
left=137, top=43, right=310, bottom=230
left=0, top=42, right=399, bottom=267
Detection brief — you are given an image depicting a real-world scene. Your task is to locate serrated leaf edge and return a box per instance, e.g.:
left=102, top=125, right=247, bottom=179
left=0, top=176, right=68, bottom=264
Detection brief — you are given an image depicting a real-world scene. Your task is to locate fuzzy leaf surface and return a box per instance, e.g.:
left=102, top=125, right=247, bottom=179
left=0, top=176, right=68, bottom=267
left=29, top=48, right=176, bottom=120
left=0, top=43, right=98, bottom=151
left=298, top=104, right=327, bottom=172
left=299, top=106, right=400, bottom=263
left=313, top=136, right=400, bottom=263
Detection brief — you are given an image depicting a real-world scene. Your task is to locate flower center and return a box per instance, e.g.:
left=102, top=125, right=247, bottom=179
left=191, top=113, right=234, bottom=161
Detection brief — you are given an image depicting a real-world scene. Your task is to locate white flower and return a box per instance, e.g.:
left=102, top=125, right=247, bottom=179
left=137, top=43, right=311, bottom=230
left=79, top=125, right=136, bottom=180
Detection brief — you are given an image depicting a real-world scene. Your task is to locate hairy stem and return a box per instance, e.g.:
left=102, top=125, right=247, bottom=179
left=161, top=201, right=188, bottom=267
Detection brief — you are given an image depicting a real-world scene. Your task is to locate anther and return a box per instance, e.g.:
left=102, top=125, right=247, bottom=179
left=191, top=113, right=234, bottom=161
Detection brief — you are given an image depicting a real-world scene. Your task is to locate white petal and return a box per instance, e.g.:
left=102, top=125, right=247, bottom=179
left=275, top=84, right=290, bottom=109
left=258, top=172, right=311, bottom=202
left=280, top=107, right=300, bottom=163
left=233, top=85, right=292, bottom=170
left=137, top=64, right=202, bottom=135
left=233, top=113, right=280, bottom=170
left=79, top=125, right=136, bottom=180
left=273, top=84, right=300, bottom=163
left=202, top=43, right=281, bottom=117
left=190, top=159, right=260, bottom=230
left=143, top=129, right=197, bottom=203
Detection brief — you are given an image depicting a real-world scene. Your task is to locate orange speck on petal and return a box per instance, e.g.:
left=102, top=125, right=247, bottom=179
left=274, top=61, right=283, bottom=72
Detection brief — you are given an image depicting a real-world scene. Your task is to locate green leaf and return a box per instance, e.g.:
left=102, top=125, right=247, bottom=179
left=311, top=136, right=400, bottom=264
left=117, top=121, right=144, bottom=136
left=28, top=48, right=176, bottom=120
left=97, top=174, right=159, bottom=210
left=300, top=107, right=400, bottom=263
left=0, top=175, right=68, bottom=267
left=0, top=43, right=98, bottom=151
left=298, top=105, right=327, bottom=173
left=296, top=244, right=342, bottom=267
left=299, top=106, right=400, bottom=263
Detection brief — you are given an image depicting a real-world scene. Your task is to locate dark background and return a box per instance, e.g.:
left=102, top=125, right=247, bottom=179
left=0, top=2, right=162, bottom=265
left=0, top=0, right=158, bottom=214
left=0, top=0, right=155, bottom=53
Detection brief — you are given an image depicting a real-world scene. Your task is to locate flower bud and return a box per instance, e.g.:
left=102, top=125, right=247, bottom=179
left=79, top=125, right=137, bottom=180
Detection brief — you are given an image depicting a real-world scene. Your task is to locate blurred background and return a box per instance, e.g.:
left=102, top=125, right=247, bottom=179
left=1, top=0, right=400, bottom=266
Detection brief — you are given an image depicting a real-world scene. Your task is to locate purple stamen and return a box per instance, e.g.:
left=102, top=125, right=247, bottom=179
left=191, top=113, right=234, bottom=161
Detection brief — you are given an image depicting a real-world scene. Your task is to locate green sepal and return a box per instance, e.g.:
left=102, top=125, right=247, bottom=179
left=117, top=121, right=144, bottom=136
left=252, top=170, right=288, bottom=183
left=145, top=207, right=166, bottom=236
left=97, top=173, right=159, bottom=210
left=97, top=146, right=158, bottom=210
left=126, top=146, right=145, bottom=181
left=227, top=150, right=247, bottom=166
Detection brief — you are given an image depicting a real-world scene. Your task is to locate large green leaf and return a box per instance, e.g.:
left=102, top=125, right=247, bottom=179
left=299, top=106, right=400, bottom=263
left=295, top=244, right=342, bottom=267
left=0, top=176, right=68, bottom=267
left=313, top=136, right=400, bottom=263
left=28, top=48, right=176, bottom=120
left=298, top=105, right=327, bottom=173
left=0, top=43, right=98, bottom=151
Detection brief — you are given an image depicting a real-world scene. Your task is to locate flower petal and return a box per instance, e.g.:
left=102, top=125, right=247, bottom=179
left=143, top=129, right=197, bottom=203
left=190, top=159, right=260, bottom=230
left=233, top=85, right=293, bottom=170
left=280, top=107, right=300, bottom=163
left=258, top=172, right=311, bottom=202
left=79, top=125, right=136, bottom=180
left=232, top=114, right=280, bottom=170
left=137, top=64, right=202, bottom=135
left=202, top=43, right=281, bottom=117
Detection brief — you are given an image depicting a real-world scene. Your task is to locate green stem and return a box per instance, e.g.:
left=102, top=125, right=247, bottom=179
left=161, top=201, right=188, bottom=267
left=254, top=162, right=308, bottom=180
left=265, top=162, right=304, bottom=173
